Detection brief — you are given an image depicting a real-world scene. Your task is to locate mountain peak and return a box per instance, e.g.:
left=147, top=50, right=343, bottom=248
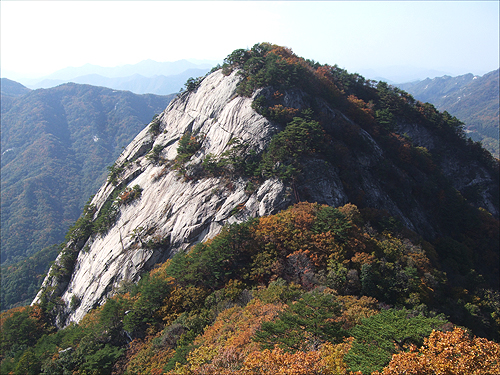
left=33, top=43, right=499, bottom=328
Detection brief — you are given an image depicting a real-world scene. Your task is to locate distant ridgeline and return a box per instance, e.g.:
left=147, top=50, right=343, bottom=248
left=398, top=69, right=500, bottom=158
left=1, top=43, right=499, bottom=375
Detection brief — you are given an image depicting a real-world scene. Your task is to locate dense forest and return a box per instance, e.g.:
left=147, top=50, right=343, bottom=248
left=1, top=203, right=498, bottom=374
left=1, top=43, right=498, bottom=374
left=1, top=84, right=174, bottom=311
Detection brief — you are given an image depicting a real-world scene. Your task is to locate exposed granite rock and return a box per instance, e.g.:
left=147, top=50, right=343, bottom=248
left=33, top=71, right=290, bottom=325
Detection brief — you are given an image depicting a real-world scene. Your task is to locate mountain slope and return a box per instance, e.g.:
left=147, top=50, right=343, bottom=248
left=0, top=78, right=31, bottom=113
left=398, top=69, right=500, bottom=157
left=0, top=78, right=31, bottom=97
left=1, top=83, right=175, bottom=265
left=32, top=44, right=498, bottom=329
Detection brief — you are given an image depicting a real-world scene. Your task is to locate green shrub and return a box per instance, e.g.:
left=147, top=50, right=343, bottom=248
left=174, top=131, right=203, bottom=172
left=258, top=116, right=327, bottom=180
left=147, top=144, right=166, bottom=164
left=106, top=163, right=124, bottom=186
left=344, top=309, right=447, bottom=374
left=117, top=185, right=143, bottom=205
left=254, top=291, right=346, bottom=352
left=183, top=77, right=203, bottom=92
left=148, top=117, right=161, bottom=136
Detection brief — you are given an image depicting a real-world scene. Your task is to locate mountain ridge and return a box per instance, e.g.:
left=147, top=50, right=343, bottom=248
left=27, top=68, right=212, bottom=95
left=1, top=43, right=498, bottom=375
left=32, top=44, right=498, bottom=329
left=5, top=59, right=219, bottom=95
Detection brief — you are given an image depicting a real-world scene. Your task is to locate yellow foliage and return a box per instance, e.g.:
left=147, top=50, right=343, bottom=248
left=319, top=339, right=353, bottom=375
left=336, top=295, right=379, bottom=330
left=125, top=334, right=175, bottom=375
left=149, top=260, right=172, bottom=278
left=241, top=346, right=322, bottom=374
left=378, top=327, right=500, bottom=375
left=178, top=299, right=284, bottom=374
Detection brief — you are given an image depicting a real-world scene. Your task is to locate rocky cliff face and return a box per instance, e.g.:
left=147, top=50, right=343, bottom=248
left=33, top=71, right=288, bottom=325
left=33, top=67, right=498, bottom=327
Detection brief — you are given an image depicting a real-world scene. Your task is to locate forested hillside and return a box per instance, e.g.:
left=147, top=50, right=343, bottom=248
left=1, top=78, right=31, bottom=98
left=1, top=43, right=498, bottom=374
left=1, top=203, right=498, bottom=374
left=1, top=83, right=174, bottom=266
left=1, top=78, right=32, bottom=113
left=398, top=69, right=499, bottom=157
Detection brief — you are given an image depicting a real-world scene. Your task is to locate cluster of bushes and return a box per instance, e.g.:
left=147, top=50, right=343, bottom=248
left=147, top=144, right=166, bottom=165
left=117, top=185, right=143, bottom=205
left=106, top=163, right=125, bottom=186
left=148, top=115, right=161, bottom=136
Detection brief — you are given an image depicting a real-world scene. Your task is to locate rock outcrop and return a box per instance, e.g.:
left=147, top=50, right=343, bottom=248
left=33, top=67, right=498, bottom=327
left=33, top=71, right=289, bottom=325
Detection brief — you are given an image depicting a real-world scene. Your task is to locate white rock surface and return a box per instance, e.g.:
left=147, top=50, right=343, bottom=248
left=33, top=70, right=291, bottom=326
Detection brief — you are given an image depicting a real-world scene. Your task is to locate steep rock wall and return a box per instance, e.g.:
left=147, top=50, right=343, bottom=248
left=33, top=71, right=293, bottom=325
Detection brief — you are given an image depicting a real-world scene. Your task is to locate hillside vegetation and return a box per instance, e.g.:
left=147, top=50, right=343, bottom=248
left=1, top=83, right=174, bottom=266
left=1, top=202, right=498, bottom=374
left=1, top=43, right=498, bottom=374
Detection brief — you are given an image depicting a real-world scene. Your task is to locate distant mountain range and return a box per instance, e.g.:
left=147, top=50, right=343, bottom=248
left=398, top=69, right=499, bottom=158
left=1, top=80, right=175, bottom=265
left=8, top=59, right=219, bottom=95
left=358, top=66, right=455, bottom=84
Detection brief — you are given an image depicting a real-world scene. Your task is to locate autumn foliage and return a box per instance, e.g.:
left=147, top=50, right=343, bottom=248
left=377, top=327, right=500, bottom=375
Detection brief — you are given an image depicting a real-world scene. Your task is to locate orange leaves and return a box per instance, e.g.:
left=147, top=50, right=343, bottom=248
left=149, top=260, right=173, bottom=279
left=268, top=104, right=300, bottom=123
left=250, top=202, right=370, bottom=285
left=255, top=202, right=336, bottom=257
left=336, top=295, right=379, bottom=330
left=379, top=327, right=500, bottom=375
left=158, top=285, right=208, bottom=326
left=125, top=335, right=175, bottom=375
left=240, top=341, right=354, bottom=375
left=242, top=346, right=322, bottom=374
left=175, top=299, right=285, bottom=374
left=315, top=65, right=335, bottom=81
left=268, top=45, right=295, bottom=59
left=351, top=252, right=376, bottom=267
left=319, top=340, right=353, bottom=375
left=347, top=94, right=375, bottom=125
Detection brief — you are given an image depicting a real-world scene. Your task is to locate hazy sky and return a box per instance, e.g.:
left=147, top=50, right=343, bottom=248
left=1, top=1, right=499, bottom=79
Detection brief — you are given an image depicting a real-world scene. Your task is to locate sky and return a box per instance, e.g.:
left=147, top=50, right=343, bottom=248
left=1, top=1, right=499, bottom=81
